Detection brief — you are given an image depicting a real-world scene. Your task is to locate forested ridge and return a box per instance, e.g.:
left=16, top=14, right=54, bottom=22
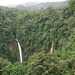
left=15, top=0, right=68, bottom=10
left=0, top=0, right=75, bottom=75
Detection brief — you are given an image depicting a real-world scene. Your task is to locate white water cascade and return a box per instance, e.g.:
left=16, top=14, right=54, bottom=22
left=50, top=43, right=53, bottom=54
left=16, top=39, right=22, bottom=62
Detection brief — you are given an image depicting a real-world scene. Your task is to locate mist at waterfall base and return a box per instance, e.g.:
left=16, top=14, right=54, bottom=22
left=15, top=39, right=23, bottom=62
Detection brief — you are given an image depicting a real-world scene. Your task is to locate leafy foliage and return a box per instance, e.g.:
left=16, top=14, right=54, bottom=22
left=0, top=57, right=9, bottom=70
left=0, top=0, right=75, bottom=74
left=27, top=52, right=75, bottom=75
left=2, top=62, right=27, bottom=75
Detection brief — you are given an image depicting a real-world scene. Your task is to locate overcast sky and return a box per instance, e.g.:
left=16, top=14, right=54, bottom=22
left=0, top=0, right=66, bottom=6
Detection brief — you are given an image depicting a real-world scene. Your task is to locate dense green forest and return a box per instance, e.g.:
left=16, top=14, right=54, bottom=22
left=0, top=0, right=75, bottom=75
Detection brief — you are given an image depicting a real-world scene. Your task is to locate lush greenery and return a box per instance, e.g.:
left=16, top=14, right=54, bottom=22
left=0, top=0, right=75, bottom=74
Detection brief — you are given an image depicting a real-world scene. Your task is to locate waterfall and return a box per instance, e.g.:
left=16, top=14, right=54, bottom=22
left=15, top=39, right=22, bottom=62
left=50, top=43, right=53, bottom=54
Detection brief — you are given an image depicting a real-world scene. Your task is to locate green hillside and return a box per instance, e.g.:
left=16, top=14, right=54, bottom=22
left=0, top=0, right=75, bottom=75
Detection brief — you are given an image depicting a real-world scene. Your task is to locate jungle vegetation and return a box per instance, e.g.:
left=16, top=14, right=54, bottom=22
left=0, top=0, right=75, bottom=75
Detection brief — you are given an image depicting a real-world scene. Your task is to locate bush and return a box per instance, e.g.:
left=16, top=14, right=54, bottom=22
left=0, top=57, right=9, bottom=70
left=27, top=52, right=61, bottom=75
left=2, top=62, right=27, bottom=75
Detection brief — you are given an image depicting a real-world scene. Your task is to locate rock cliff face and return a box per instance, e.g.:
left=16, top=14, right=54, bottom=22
left=8, top=41, right=17, bottom=52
